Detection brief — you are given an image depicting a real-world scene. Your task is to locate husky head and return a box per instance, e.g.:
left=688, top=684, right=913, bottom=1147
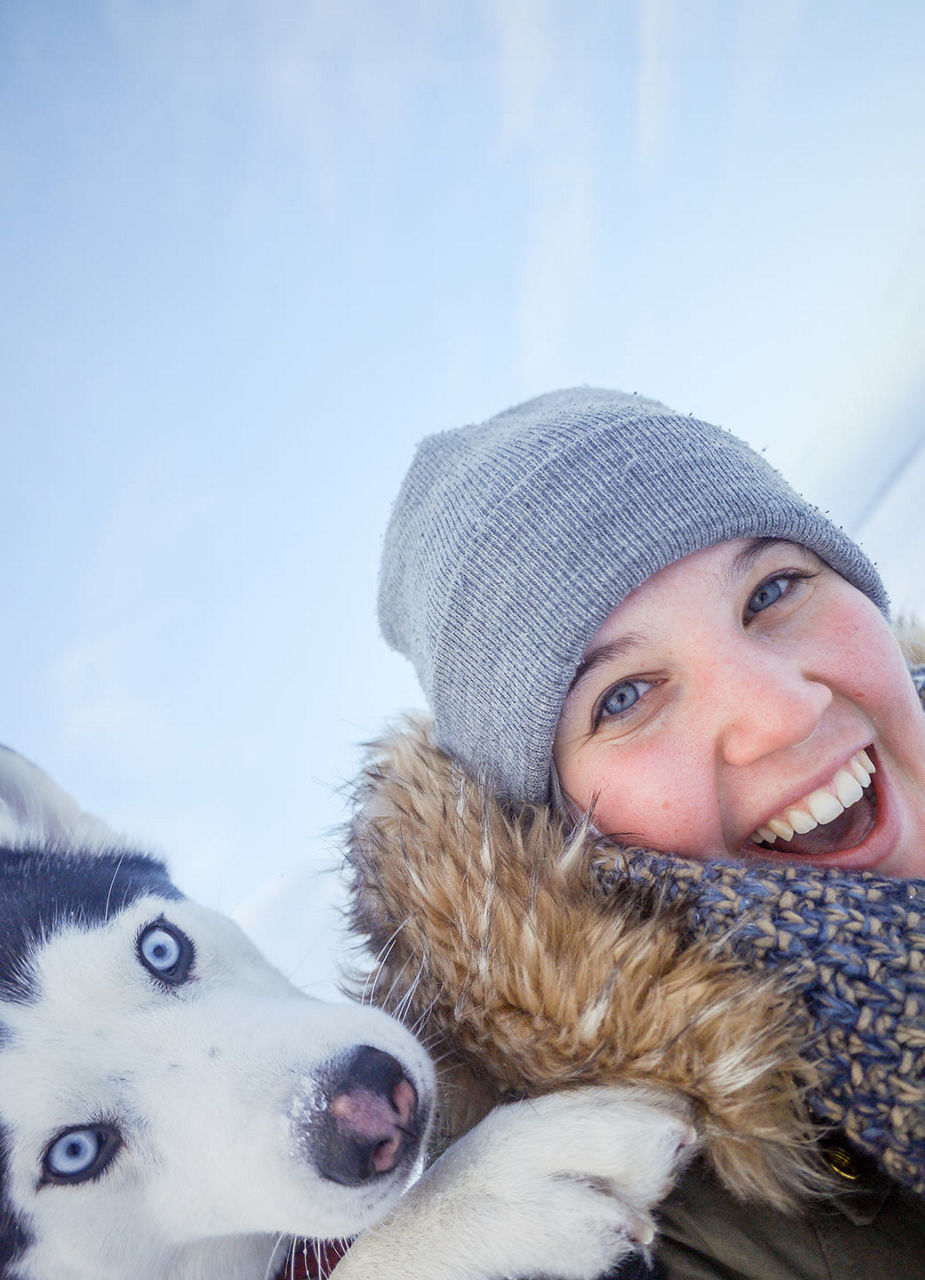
left=0, top=845, right=434, bottom=1280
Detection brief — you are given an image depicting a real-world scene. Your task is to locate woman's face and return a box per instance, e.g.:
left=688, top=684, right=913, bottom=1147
left=553, top=538, right=925, bottom=877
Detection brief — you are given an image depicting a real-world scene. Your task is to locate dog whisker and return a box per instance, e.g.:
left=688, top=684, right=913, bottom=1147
left=407, top=990, right=443, bottom=1039
left=262, top=1232, right=288, bottom=1280
left=360, top=914, right=414, bottom=1006
left=103, top=850, right=128, bottom=922
left=393, top=964, right=424, bottom=1024
left=369, top=948, right=419, bottom=1021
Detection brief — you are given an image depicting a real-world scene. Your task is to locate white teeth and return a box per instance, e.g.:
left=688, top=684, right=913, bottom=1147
left=786, top=807, right=817, bottom=835
left=806, top=789, right=844, bottom=825
left=767, top=817, right=795, bottom=841
left=834, top=769, right=864, bottom=808
left=748, top=748, right=875, bottom=848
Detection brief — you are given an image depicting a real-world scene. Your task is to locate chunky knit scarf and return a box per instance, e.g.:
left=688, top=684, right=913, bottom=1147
left=596, top=825, right=925, bottom=1196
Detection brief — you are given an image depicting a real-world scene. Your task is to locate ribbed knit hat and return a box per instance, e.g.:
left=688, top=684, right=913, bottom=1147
left=379, top=387, right=888, bottom=803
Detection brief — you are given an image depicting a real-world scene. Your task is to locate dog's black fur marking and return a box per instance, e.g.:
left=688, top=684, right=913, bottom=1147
left=0, top=847, right=183, bottom=1005
left=0, top=1119, right=34, bottom=1270
left=0, top=849, right=181, bottom=1269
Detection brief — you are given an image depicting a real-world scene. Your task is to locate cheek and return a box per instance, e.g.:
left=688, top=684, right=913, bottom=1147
left=563, top=740, right=716, bottom=850
left=821, top=594, right=912, bottom=710
left=808, top=591, right=925, bottom=789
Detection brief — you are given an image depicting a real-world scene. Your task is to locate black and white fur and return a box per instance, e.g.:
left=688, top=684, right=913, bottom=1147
left=0, top=748, right=693, bottom=1280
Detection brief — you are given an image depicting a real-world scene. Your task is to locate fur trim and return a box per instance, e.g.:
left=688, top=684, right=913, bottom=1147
left=897, top=617, right=925, bottom=666
left=345, top=717, right=828, bottom=1210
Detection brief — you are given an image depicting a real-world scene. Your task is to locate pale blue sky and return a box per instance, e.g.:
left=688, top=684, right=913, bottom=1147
left=3, top=1, right=924, bottom=992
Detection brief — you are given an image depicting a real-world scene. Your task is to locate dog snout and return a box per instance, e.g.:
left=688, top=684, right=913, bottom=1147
left=309, top=1045, right=423, bottom=1186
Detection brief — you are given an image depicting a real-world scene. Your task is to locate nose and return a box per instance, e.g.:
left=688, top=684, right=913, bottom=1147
left=715, top=645, right=832, bottom=768
left=310, top=1045, right=422, bottom=1186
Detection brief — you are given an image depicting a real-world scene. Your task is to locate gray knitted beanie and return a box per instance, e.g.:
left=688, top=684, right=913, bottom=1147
left=379, top=387, right=888, bottom=803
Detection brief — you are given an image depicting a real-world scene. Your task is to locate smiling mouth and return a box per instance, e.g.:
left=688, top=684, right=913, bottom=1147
left=747, top=749, right=877, bottom=858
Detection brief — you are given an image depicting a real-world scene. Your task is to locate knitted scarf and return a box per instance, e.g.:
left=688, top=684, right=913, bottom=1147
left=595, top=773, right=925, bottom=1198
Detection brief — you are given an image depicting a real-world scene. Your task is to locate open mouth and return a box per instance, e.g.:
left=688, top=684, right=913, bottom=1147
left=746, top=748, right=878, bottom=858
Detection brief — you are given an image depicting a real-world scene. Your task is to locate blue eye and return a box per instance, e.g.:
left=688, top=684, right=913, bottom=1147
left=598, top=679, right=651, bottom=724
left=602, top=682, right=641, bottom=715
left=141, top=927, right=180, bottom=970
left=748, top=576, right=789, bottom=614
left=43, top=1125, right=121, bottom=1185
left=137, top=920, right=194, bottom=985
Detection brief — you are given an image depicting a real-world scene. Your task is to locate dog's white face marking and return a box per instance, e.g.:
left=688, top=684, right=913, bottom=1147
left=0, top=887, right=434, bottom=1280
left=0, top=761, right=698, bottom=1280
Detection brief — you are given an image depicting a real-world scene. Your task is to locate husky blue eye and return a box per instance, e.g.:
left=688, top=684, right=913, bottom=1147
left=137, top=920, right=194, bottom=984
left=141, top=927, right=180, bottom=970
left=43, top=1125, right=120, bottom=1185
left=48, top=1130, right=98, bottom=1175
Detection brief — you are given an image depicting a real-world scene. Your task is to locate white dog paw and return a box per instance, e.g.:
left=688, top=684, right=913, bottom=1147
left=486, top=1165, right=658, bottom=1279
left=333, top=1086, right=694, bottom=1280
left=426, top=1085, right=694, bottom=1280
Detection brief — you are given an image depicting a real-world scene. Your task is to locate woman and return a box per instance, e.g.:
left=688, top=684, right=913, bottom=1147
left=346, top=388, right=925, bottom=1279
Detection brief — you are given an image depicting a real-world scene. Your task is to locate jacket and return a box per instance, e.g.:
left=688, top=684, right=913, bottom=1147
left=344, top=700, right=925, bottom=1279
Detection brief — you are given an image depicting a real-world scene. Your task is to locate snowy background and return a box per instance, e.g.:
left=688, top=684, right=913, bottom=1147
left=3, top=1, right=924, bottom=1000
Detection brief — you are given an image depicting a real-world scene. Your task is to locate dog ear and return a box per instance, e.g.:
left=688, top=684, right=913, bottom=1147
left=0, top=744, right=119, bottom=850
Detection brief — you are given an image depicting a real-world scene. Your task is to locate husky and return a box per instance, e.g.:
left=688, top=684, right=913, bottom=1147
left=0, top=747, right=694, bottom=1280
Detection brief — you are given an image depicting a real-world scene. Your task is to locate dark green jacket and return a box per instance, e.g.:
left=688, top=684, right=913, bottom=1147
left=654, top=1156, right=925, bottom=1280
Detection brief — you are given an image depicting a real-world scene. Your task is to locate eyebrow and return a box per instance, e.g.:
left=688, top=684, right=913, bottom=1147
left=566, top=633, right=647, bottom=697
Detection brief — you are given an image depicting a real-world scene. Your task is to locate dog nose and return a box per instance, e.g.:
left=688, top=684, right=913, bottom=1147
left=313, top=1045, right=421, bottom=1186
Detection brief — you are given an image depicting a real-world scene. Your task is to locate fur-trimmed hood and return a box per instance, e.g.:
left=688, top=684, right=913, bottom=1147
left=345, top=718, right=824, bottom=1210
left=345, top=713, right=925, bottom=1212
